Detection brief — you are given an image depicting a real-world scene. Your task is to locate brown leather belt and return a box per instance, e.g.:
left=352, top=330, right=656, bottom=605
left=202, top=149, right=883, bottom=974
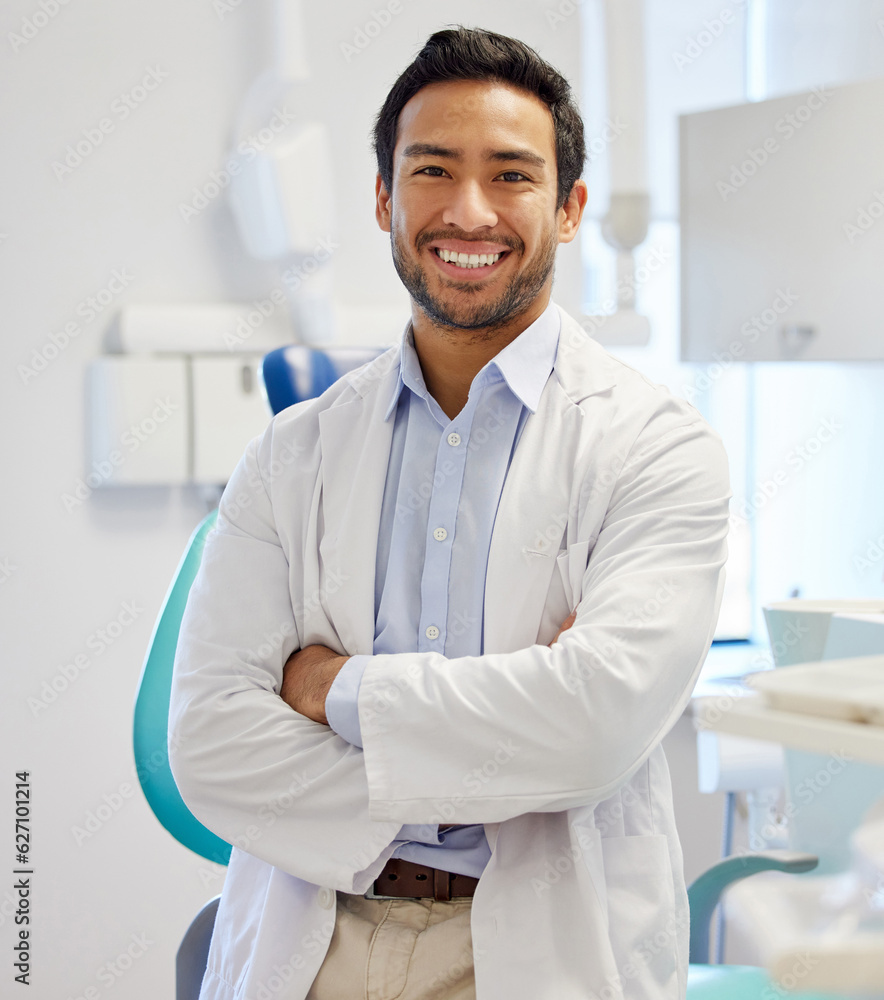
left=366, top=858, right=479, bottom=902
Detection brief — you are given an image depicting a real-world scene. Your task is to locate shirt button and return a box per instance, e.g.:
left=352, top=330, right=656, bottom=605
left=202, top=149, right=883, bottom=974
left=318, top=887, right=335, bottom=909
left=447, top=432, right=461, bottom=446
left=425, top=625, right=440, bottom=640
left=433, top=527, right=448, bottom=542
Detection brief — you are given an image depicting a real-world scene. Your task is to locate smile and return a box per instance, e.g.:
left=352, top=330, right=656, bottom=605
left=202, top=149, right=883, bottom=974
left=435, top=248, right=503, bottom=267
left=430, top=247, right=510, bottom=278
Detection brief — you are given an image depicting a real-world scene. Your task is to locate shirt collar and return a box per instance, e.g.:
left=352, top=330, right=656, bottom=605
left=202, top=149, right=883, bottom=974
left=384, top=300, right=560, bottom=420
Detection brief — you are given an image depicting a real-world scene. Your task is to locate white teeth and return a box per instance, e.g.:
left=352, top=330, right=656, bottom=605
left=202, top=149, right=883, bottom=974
left=436, top=249, right=502, bottom=268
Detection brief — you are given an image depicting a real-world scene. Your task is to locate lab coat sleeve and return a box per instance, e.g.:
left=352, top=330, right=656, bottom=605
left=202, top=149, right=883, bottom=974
left=358, top=407, right=732, bottom=825
left=168, top=423, right=402, bottom=891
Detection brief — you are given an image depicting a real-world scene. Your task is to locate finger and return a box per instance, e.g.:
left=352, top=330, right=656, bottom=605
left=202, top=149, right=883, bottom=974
left=549, top=610, right=577, bottom=646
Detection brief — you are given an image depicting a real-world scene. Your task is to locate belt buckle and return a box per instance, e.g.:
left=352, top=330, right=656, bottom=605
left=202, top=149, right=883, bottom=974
left=364, top=881, right=420, bottom=901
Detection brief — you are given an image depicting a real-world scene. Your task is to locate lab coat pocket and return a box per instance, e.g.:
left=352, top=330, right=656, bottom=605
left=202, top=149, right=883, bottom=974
left=601, top=834, right=679, bottom=1000
left=555, top=539, right=591, bottom=611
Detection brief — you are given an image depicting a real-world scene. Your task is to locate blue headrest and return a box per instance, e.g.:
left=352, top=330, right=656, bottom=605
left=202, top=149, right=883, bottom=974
left=260, top=346, right=384, bottom=415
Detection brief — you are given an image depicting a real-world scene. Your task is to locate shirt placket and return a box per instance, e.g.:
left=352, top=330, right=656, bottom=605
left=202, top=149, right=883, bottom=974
left=416, top=393, right=481, bottom=654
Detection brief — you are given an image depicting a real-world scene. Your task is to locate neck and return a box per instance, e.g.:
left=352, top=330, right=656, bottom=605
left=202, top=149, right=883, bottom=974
left=410, top=293, right=550, bottom=420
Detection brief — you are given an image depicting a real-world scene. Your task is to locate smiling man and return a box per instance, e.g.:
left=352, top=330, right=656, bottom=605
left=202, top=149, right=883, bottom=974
left=169, top=26, right=731, bottom=1000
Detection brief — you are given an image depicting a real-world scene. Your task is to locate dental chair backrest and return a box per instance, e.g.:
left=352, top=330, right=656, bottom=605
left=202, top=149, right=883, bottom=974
left=134, top=345, right=385, bottom=863
left=260, top=345, right=385, bottom=416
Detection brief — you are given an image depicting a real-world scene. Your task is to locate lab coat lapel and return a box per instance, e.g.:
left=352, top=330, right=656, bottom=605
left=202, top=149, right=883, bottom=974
left=483, top=381, right=582, bottom=654
left=484, top=310, right=619, bottom=655
left=317, top=355, right=398, bottom=655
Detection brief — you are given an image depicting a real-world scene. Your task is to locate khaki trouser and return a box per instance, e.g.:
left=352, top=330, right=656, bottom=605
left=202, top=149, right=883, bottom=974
left=305, top=890, right=476, bottom=999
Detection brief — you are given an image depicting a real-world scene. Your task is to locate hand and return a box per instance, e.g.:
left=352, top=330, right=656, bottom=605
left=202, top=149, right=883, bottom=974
left=280, top=645, right=350, bottom=725
left=549, top=610, right=577, bottom=646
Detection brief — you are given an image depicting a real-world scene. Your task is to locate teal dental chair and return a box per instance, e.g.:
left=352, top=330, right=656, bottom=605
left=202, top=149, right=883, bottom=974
left=134, top=347, right=829, bottom=1000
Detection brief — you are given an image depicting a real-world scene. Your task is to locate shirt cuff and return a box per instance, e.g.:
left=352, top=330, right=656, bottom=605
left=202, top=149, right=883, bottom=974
left=325, top=654, right=369, bottom=748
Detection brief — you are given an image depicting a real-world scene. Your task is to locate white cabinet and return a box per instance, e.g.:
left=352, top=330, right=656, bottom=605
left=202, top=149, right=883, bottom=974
left=680, top=75, right=884, bottom=361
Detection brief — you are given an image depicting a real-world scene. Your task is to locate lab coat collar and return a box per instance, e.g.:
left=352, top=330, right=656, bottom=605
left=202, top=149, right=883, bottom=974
left=551, top=303, right=620, bottom=403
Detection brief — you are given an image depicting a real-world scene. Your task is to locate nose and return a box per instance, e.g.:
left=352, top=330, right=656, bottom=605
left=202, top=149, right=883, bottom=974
left=441, top=179, right=499, bottom=232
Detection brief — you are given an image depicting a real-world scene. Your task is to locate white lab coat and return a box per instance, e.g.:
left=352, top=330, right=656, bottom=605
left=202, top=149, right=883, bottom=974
left=169, top=303, right=731, bottom=1000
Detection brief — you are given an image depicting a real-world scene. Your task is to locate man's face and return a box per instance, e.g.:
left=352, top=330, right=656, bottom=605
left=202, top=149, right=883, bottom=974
left=375, top=79, right=583, bottom=335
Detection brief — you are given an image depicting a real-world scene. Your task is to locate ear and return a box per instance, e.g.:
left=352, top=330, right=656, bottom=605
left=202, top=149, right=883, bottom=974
left=557, top=179, right=588, bottom=245
left=375, top=173, right=392, bottom=233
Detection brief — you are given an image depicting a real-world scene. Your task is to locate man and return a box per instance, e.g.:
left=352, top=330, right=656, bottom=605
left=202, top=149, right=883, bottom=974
left=169, top=26, right=730, bottom=1000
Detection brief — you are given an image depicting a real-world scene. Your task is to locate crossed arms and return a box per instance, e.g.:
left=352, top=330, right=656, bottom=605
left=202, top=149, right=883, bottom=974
left=280, top=612, right=577, bottom=725
left=168, top=404, right=730, bottom=890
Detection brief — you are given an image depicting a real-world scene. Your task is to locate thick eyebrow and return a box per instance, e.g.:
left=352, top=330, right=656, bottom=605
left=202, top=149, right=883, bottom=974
left=489, top=148, right=547, bottom=169
left=400, top=142, right=546, bottom=170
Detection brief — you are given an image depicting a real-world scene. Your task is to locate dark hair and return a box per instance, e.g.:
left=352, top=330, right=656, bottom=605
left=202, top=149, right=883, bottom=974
left=372, top=26, right=586, bottom=210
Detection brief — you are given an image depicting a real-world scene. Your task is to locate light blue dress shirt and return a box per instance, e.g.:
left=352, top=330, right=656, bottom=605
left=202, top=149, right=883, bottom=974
left=325, top=300, right=561, bottom=879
